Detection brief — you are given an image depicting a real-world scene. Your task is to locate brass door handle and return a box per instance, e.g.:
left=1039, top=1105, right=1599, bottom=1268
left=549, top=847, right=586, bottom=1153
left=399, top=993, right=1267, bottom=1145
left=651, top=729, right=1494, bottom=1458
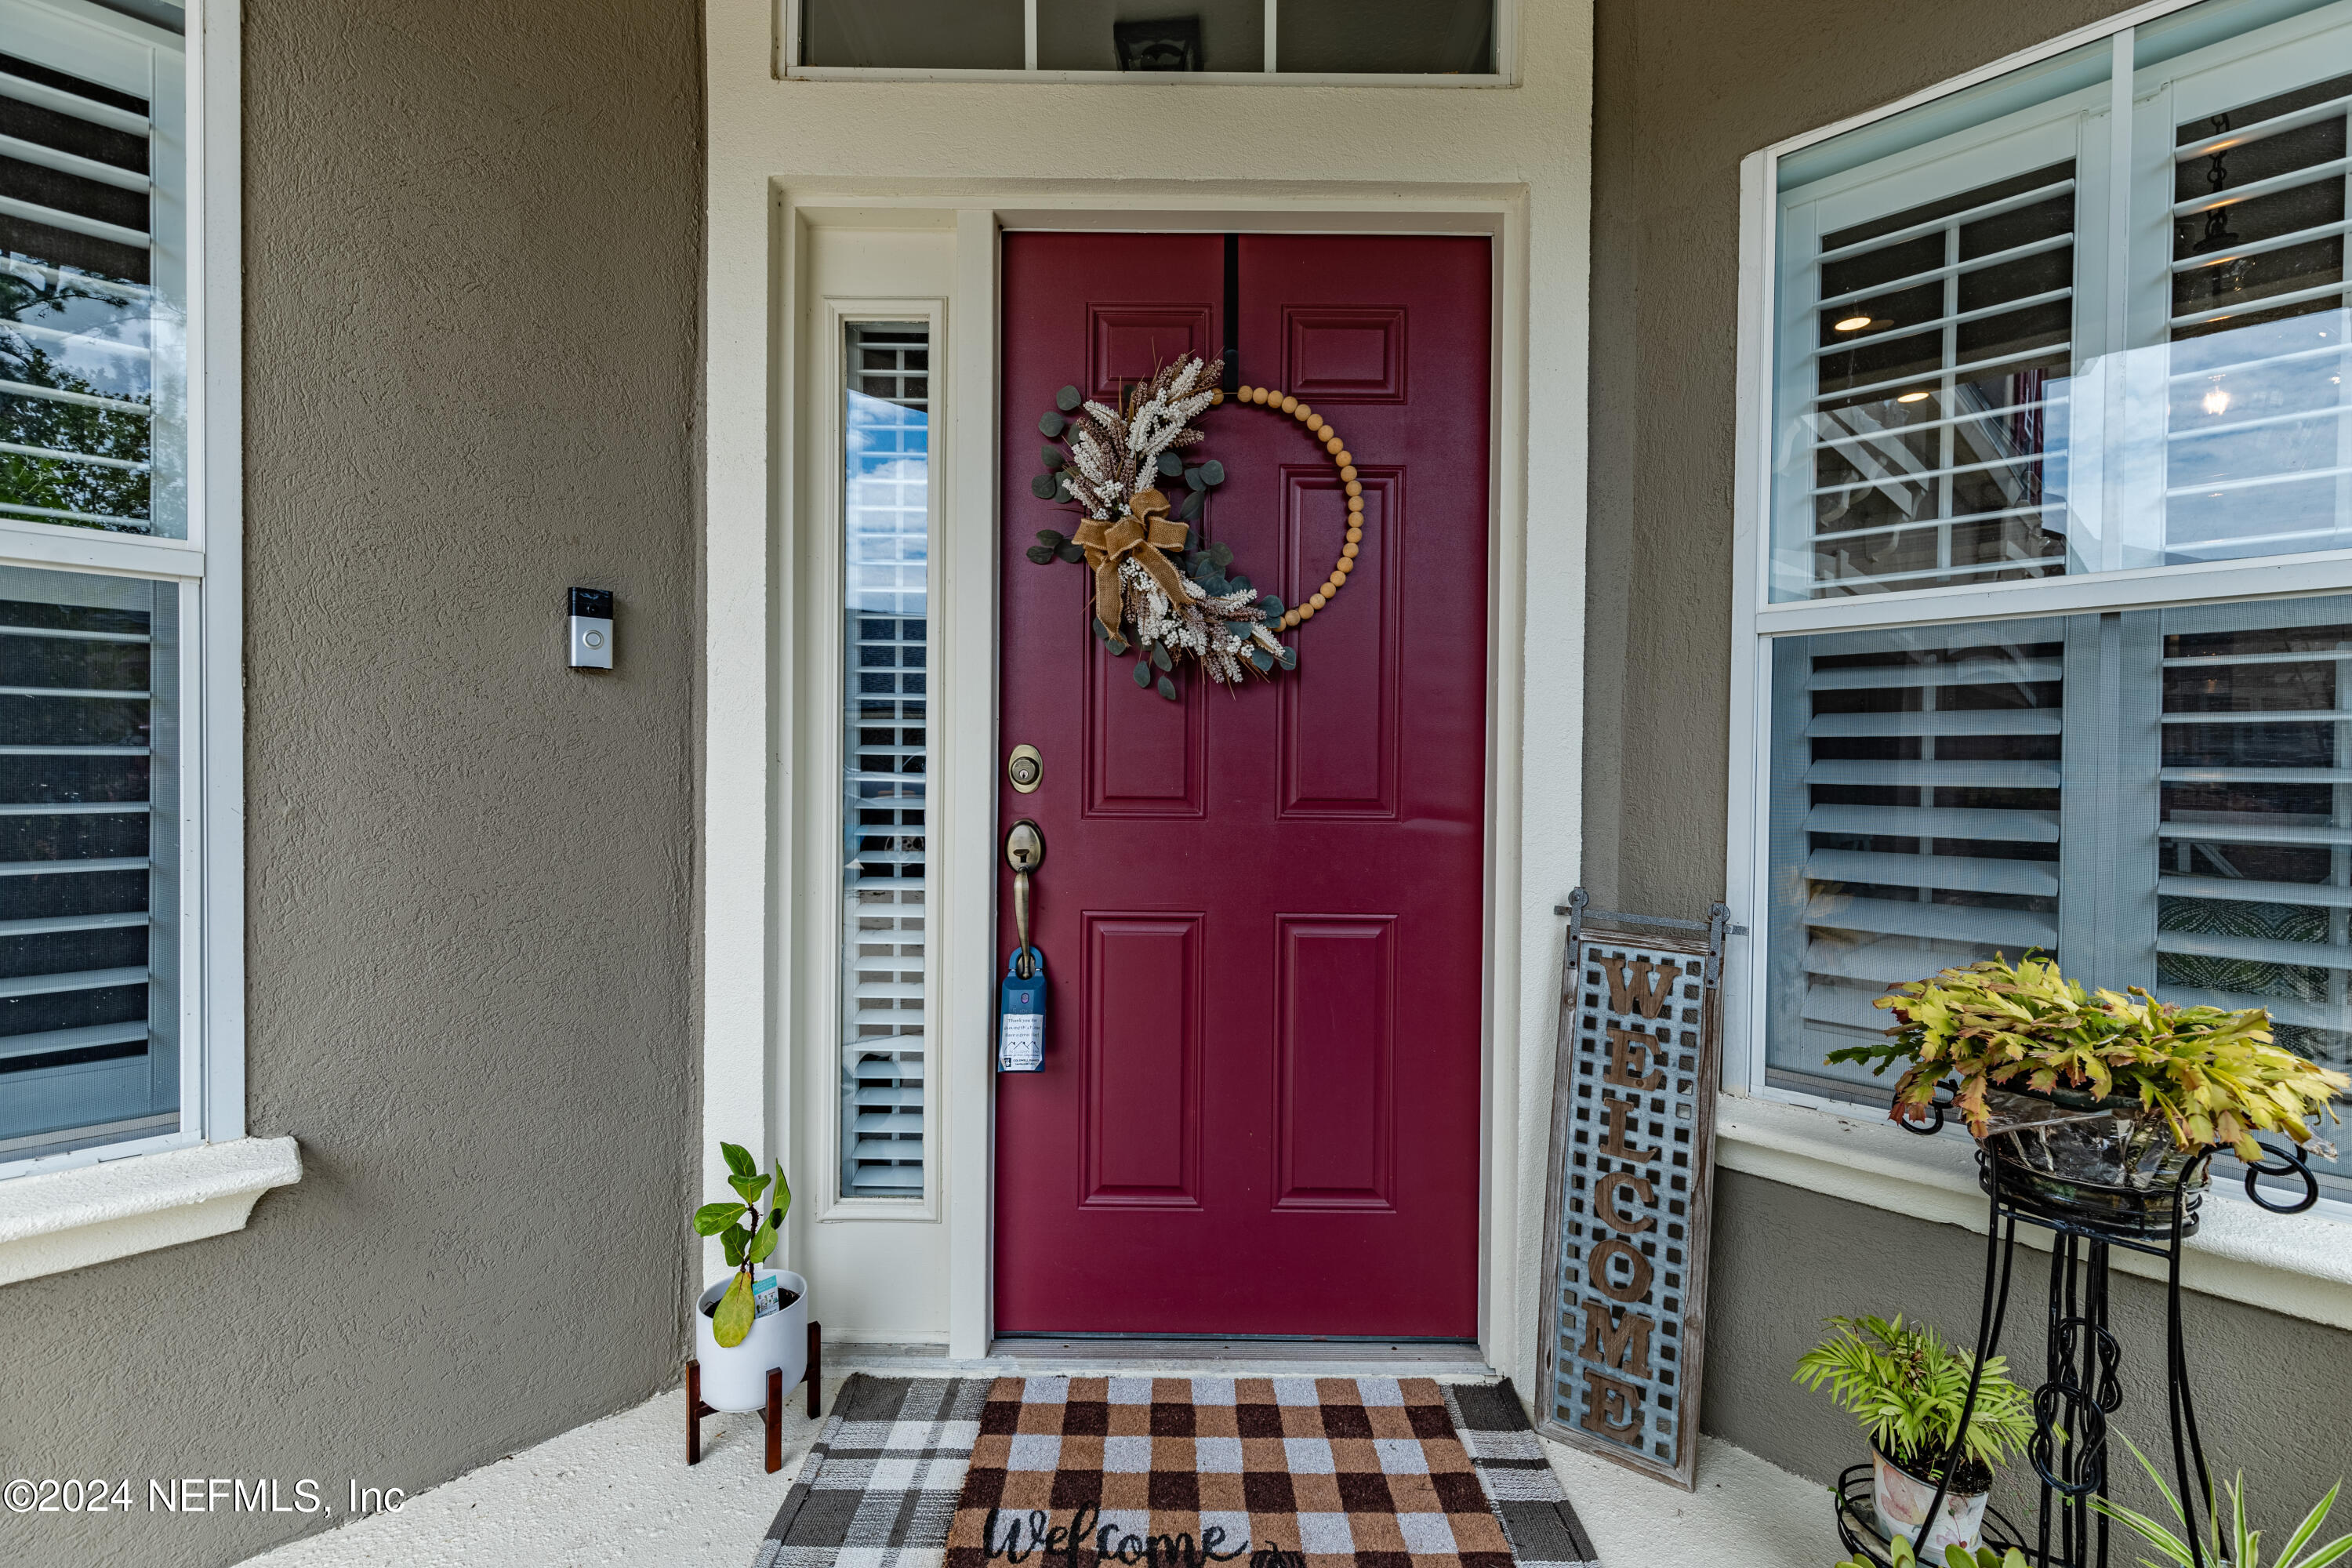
left=1006, top=820, right=1045, bottom=976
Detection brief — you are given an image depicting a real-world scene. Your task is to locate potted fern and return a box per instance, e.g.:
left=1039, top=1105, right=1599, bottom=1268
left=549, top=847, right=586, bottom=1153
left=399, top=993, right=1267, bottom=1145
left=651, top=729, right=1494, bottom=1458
left=1833, top=956, right=2346, bottom=1226
left=1796, top=1314, right=2034, bottom=1558
left=688, top=1142, right=807, bottom=1413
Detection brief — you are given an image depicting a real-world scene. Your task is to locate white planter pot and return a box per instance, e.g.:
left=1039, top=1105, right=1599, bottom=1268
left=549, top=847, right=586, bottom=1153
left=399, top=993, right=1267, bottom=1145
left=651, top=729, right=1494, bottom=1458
left=693, top=1271, right=808, bottom=1413
left=1873, top=1448, right=1990, bottom=1558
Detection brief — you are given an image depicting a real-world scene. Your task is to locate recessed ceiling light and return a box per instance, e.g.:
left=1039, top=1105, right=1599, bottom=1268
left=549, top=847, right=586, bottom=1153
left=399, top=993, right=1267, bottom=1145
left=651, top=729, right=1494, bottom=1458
left=1897, top=390, right=1931, bottom=403
left=1834, top=315, right=1872, bottom=332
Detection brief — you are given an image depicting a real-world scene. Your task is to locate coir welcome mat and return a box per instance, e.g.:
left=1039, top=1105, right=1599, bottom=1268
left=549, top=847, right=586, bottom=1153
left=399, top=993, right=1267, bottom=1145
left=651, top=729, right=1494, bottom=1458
left=753, top=1374, right=1599, bottom=1568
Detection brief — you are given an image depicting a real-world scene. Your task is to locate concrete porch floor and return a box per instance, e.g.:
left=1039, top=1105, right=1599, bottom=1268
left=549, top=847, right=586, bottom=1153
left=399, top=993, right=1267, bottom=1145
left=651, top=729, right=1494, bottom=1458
left=240, top=1369, right=1831, bottom=1568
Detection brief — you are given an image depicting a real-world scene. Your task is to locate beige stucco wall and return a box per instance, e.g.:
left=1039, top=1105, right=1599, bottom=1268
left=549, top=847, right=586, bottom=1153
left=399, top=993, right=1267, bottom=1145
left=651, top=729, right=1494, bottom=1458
left=0, top=2, right=703, bottom=1563
left=1581, top=0, right=2352, bottom=1512
left=699, top=0, right=1597, bottom=1383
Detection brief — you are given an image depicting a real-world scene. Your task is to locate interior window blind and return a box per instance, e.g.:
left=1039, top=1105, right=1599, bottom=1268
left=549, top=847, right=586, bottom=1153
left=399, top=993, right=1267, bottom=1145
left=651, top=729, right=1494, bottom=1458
left=1, top=6, right=180, bottom=538
left=0, top=566, right=172, bottom=1161
left=1793, top=165, right=2077, bottom=597
left=1768, top=622, right=2068, bottom=1099
left=2165, top=65, right=2352, bottom=561
left=839, top=324, right=929, bottom=1201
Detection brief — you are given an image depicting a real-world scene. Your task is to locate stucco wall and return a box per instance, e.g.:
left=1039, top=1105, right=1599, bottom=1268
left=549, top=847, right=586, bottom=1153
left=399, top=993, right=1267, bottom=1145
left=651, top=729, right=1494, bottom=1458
left=0, top=2, right=703, bottom=1563
left=1582, top=0, right=2352, bottom=1516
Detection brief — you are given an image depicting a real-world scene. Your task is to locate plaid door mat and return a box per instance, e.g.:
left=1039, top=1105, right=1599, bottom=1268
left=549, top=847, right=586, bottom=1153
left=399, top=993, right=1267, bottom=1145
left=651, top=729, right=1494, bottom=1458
left=754, top=1375, right=1598, bottom=1568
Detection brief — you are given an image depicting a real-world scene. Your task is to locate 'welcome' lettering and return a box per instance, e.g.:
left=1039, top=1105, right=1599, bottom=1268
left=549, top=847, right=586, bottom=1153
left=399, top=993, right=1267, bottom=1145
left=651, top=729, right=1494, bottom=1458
left=1599, top=957, right=1681, bottom=1019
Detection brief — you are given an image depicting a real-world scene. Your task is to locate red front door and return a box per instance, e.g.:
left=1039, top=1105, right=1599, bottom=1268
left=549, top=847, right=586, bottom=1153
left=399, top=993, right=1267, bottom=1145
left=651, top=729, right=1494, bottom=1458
left=994, top=233, right=1490, bottom=1338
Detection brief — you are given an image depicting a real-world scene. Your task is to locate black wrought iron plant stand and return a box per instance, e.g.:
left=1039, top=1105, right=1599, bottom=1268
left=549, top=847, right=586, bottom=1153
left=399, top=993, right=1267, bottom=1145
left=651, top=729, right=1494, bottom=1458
left=1830, top=1098, right=2321, bottom=1568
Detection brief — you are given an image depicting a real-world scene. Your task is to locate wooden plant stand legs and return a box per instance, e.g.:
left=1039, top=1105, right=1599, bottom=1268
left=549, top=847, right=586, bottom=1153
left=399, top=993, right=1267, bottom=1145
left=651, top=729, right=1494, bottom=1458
left=685, top=1320, right=824, bottom=1472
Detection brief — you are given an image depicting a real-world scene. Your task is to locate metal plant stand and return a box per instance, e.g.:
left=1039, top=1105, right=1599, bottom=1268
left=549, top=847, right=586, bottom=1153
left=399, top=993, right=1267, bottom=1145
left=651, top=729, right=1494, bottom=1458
left=1828, top=1103, right=2321, bottom=1568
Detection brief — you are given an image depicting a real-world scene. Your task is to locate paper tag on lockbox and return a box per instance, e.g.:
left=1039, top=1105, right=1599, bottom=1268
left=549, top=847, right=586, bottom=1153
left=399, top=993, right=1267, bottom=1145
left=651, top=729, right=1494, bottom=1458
left=999, top=949, right=1047, bottom=1073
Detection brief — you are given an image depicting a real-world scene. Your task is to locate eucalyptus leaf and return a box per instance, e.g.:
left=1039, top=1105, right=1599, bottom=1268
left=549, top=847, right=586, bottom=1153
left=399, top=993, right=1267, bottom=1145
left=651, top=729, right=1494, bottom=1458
left=1205, top=576, right=1231, bottom=597
left=1058, top=541, right=1084, bottom=563
left=713, top=1271, right=757, bottom=1348
left=1092, top=616, right=1114, bottom=641
left=1036, top=529, right=1067, bottom=548
left=1250, top=647, right=1274, bottom=671
left=691, top=1201, right=748, bottom=1236
left=1199, top=459, right=1226, bottom=487
left=1030, top=474, right=1058, bottom=500
left=1278, top=647, right=1298, bottom=670
left=1185, top=466, right=1205, bottom=492
left=1151, top=644, right=1171, bottom=672
left=1134, top=660, right=1152, bottom=688
left=1039, top=412, right=1065, bottom=437
left=1229, top=575, right=1251, bottom=593
left=1208, top=542, right=1235, bottom=568
left=1105, top=635, right=1128, bottom=655
left=1025, top=545, right=1058, bottom=564
left=1178, top=489, right=1203, bottom=521
left=1041, top=445, right=1065, bottom=469
left=720, top=1142, right=756, bottom=1180
left=1259, top=595, right=1283, bottom=616
left=1057, top=384, right=1082, bottom=412
left=1158, top=452, right=1183, bottom=477
left=1157, top=676, right=1178, bottom=702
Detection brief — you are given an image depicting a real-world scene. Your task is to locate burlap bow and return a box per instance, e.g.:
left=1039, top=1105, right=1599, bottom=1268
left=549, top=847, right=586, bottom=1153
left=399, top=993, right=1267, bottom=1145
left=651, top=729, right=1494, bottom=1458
left=1072, top=488, right=1191, bottom=635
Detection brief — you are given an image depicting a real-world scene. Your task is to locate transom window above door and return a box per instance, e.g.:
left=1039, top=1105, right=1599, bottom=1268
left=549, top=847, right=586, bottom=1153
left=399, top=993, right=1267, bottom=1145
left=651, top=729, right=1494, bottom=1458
left=787, top=0, right=1503, bottom=81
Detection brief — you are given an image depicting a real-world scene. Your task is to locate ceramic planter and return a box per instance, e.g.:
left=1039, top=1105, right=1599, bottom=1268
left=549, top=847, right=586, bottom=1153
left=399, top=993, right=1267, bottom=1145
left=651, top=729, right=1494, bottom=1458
left=693, top=1269, right=808, bottom=1412
left=1872, top=1447, right=1990, bottom=1557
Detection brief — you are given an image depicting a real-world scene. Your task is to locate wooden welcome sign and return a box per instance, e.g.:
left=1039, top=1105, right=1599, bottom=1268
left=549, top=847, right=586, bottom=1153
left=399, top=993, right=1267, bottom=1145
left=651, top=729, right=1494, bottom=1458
left=1535, top=890, right=1727, bottom=1490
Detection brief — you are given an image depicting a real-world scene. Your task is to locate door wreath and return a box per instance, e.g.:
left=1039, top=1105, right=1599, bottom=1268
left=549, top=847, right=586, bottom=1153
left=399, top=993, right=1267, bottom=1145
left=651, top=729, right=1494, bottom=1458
left=1025, top=354, right=1370, bottom=699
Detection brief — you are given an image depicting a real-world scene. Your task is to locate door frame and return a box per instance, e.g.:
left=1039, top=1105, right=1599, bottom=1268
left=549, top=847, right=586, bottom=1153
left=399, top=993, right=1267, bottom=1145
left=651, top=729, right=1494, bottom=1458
left=719, top=182, right=1539, bottom=1373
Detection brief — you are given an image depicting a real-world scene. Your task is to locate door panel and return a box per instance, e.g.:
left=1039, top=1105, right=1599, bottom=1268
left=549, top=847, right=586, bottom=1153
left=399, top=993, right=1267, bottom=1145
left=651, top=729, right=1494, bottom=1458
left=996, top=232, right=1490, bottom=1338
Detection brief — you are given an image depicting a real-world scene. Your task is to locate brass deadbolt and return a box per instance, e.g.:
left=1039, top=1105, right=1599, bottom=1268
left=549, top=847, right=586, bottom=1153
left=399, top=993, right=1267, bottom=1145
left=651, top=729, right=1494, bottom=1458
left=1007, top=743, right=1043, bottom=793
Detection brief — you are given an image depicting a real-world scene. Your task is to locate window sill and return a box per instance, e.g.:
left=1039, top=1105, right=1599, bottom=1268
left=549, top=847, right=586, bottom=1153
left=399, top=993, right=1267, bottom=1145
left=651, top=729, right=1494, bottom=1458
left=1713, top=1094, right=2352, bottom=1331
left=0, top=1138, right=302, bottom=1287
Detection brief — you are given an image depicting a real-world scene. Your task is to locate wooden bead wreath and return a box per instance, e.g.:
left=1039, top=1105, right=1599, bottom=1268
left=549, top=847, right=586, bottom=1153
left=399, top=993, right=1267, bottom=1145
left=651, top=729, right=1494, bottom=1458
left=1022, top=354, right=1370, bottom=699
left=1230, top=383, right=1364, bottom=630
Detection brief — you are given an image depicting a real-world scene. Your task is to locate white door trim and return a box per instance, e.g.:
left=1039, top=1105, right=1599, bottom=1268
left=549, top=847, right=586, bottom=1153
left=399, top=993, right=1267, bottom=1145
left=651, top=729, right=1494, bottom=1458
left=713, top=181, right=1535, bottom=1371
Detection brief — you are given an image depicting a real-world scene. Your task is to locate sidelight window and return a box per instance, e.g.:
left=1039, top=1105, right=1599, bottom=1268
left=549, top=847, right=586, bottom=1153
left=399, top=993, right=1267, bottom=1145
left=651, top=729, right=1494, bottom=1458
left=2, top=0, right=234, bottom=1178
left=837, top=322, right=931, bottom=1203
left=1744, top=0, right=2352, bottom=1205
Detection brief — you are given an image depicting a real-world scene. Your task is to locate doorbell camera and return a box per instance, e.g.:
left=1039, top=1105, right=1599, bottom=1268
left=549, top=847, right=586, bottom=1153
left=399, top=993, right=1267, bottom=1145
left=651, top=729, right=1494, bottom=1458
left=568, top=587, right=615, bottom=670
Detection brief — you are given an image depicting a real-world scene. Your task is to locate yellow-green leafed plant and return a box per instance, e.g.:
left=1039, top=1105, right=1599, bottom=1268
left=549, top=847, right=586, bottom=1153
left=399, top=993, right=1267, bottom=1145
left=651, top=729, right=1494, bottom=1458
left=1829, top=955, right=2347, bottom=1163
left=2090, top=1436, right=2352, bottom=1568
left=691, top=1142, right=791, bottom=1348
left=1837, top=1539, right=2030, bottom=1568
left=1795, top=1315, right=2033, bottom=1486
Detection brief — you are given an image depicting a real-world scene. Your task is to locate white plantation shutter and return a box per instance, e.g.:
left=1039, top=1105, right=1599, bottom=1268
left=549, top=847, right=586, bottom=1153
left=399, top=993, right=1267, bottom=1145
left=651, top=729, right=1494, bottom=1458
left=2151, top=597, right=2352, bottom=1194
left=1773, top=128, right=2088, bottom=600
left=1, top=0, right=185, bottom=538
left=839, top=325, right=930, bottom=1201
left=1767, top=622, right=2068, bottom=1099
left=0, top=567, right=175, bottom=1160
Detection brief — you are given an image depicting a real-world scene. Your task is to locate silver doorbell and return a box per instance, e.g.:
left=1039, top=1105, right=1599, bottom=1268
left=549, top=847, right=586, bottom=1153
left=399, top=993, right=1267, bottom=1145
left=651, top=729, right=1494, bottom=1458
left=568, top=587, right=614, bottom=670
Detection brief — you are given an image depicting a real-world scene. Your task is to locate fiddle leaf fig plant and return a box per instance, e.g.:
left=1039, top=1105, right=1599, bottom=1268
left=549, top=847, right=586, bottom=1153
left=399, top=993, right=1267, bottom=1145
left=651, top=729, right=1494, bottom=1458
left=691, top=1142, right=790, bottom=1349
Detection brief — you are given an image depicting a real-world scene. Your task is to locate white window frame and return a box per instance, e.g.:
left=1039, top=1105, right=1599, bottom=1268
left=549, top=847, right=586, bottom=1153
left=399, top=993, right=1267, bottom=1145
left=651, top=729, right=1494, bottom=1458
left=0, top=0, right=242, bottom=1182
left=1727, top=0, right=2352, bottom=1225
left=775, top=0, right=1515, bottom=85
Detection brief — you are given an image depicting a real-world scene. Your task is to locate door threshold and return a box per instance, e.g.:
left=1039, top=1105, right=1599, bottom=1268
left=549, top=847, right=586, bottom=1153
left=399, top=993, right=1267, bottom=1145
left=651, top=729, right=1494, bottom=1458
left=827, top=1338, right=1494, bottom=1380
